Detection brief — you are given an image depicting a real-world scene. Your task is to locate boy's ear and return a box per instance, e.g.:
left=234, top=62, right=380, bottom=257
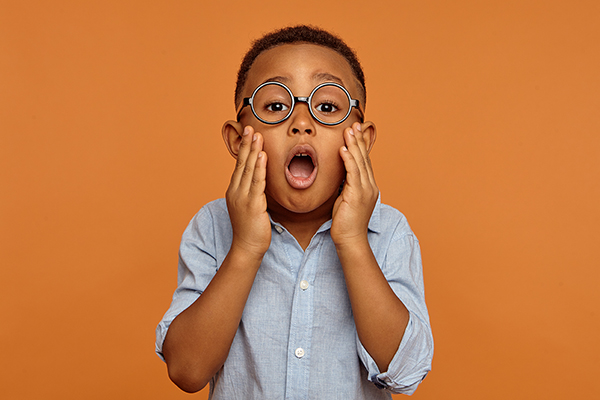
left=359, top=121, right=377, bottom=154
left=222, top=120, right=245, bottom=158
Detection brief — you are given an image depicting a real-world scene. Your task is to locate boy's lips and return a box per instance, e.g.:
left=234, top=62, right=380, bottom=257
left=285, top=144, right=318, bottom=189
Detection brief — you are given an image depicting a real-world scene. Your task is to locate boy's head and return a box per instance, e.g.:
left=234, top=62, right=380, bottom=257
left=234, top=25, right=366, bottom=109
left=223, top=26, right=376, bottom=219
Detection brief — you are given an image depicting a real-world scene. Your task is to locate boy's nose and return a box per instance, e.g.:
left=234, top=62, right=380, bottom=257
left=289, top=103, right=315, bottom=135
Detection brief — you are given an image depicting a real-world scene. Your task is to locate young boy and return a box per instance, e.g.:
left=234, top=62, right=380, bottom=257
left=156, top=25, right=433, bottom=399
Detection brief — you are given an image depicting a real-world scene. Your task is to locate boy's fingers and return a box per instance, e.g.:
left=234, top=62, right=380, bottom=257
left=351, top=122, right=377, bottom=186
left=340, top=145, right=361, bottom=188
left=360, top=129, right=377, bottom=186
left=353, top=123, right=369, bottom=160
left=344, top=127, right=369, bottom=185
left=230, top=126, right=254, bottom=188
left=238, top=132, right=263, bottom=193
left=248, top=151, right=267, bottom=198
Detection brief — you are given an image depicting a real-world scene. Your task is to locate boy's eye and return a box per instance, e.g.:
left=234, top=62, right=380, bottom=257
left=314, top=102, right=339, bottom=114
left=265, top=102, right=289, bottom=113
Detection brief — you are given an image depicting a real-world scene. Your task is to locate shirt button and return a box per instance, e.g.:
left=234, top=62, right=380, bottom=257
left=295, top=348, right=305, bottom=358
left=274, top=226, right=283, bottom=234
left=300, top=280, right=309, bottom=290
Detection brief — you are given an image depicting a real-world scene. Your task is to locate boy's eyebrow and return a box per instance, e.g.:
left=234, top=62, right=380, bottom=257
left=312, top=72, right=344, bottom=85
left=261, top=76, right=290, bottom=85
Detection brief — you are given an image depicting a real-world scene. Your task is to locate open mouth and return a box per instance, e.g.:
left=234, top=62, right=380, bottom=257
left=289, top=154, right=314, bottom=178
left=285, top=145, right=317, bottom=189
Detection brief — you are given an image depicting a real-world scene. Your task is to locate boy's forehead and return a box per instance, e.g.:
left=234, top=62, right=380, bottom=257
left=243, top=43, right=360, bottom=96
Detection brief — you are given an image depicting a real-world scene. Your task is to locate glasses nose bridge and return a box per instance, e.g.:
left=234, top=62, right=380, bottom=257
left=288, top=95, right=316, bottom=133
left=294, top=95, right=310, bottom=105
left=292, top=95, right=313, bottom=116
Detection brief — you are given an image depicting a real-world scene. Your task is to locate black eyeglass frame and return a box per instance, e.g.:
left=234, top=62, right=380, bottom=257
left=236, top=81, right=364, bottom=126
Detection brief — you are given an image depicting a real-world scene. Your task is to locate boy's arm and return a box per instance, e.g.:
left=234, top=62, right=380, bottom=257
left=331, top=123, right=409, bottom=372
left=162, top=127, right=270, bottom=393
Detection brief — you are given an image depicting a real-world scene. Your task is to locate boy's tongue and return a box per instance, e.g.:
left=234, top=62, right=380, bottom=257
left=288, top=155, right=314, bottom=178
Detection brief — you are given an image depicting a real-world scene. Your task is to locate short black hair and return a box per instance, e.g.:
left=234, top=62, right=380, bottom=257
left=235, top=25, right=366, bottom=108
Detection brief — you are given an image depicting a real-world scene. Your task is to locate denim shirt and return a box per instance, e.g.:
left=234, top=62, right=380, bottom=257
left=156, top=197, right=433, bottom=399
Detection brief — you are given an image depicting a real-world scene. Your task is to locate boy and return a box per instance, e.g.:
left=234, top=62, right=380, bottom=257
left=156, top=25, right=433, bottom=399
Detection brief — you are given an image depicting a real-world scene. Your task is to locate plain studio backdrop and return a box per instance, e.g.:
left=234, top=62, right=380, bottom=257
left=1, top=1, right=598, bottom=399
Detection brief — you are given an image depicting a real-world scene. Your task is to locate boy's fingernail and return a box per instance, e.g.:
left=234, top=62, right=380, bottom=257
left=252, top=134, right=257, bottom=142
left=356, top=124, right=362, bottom=132
left=243, top=127, right=250, bottom=136
left=342, top=146, right=348, bottom=152
left=349, top=128, right=354, bottom=136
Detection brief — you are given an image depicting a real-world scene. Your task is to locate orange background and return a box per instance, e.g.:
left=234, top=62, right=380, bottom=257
left=1, top=1, right=599, bottom=399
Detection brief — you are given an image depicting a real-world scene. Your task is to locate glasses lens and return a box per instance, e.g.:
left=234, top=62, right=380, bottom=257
left=311, top=84, right=351, bottom=124
left=253, top=84, right=293, bottom=123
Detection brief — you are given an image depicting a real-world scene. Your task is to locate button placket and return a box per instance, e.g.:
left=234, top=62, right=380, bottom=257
left=284, top=235, right=321, bottom=398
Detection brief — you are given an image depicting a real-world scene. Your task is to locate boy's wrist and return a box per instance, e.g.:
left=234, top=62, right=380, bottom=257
left=229, top=238, right=268, bottom=265
left=333, top=233, right=370, bottom=254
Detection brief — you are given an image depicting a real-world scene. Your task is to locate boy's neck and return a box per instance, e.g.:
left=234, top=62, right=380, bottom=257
left=267, top=195, right=336, bottom=251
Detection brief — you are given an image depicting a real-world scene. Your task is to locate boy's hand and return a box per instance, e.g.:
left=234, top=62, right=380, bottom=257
left=331, top=122, right=379, bottom=247
left=225, top=126, right=271, bottom=258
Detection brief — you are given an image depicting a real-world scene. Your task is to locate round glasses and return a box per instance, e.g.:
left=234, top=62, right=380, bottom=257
left=237, top=81, right=363, bottom=126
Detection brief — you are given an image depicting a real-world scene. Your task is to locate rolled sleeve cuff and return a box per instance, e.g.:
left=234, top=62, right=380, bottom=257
left=357, top=313, right=433, bottom=395
left=155, top=320, right=169, bottom=362
left=155, top=295, right=198, bottom=363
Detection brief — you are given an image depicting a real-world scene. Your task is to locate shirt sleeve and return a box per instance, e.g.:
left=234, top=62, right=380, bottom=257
left=155, top=206, right=221, bottom=361
left=356, top=224, right=434, bottom=395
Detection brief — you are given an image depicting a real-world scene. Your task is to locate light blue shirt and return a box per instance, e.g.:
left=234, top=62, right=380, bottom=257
left=156, top=197, right=433, bottom=399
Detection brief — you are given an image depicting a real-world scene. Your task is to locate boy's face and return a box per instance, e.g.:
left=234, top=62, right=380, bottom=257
left=233, top=43, right=369, bottom=218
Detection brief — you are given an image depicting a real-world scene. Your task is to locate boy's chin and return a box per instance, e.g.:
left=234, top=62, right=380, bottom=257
left=266, top=188, right=339, bottom=216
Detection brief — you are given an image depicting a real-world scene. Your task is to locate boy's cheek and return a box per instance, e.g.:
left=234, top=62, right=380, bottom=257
left=239, top=115, right=263, bottom=133
left=326, top=155, right=347, bottom=182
